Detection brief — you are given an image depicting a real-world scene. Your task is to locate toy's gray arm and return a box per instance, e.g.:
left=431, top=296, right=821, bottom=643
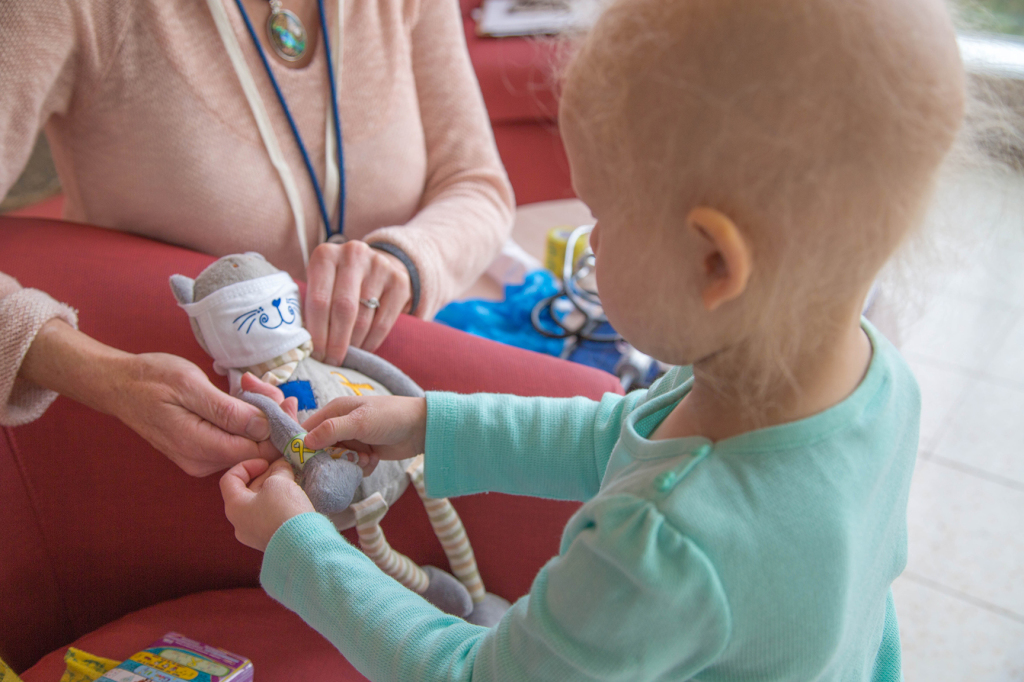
left=342, top=347, right=424, bottom=398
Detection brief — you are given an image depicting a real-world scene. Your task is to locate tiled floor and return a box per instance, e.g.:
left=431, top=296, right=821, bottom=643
left=893, top=169, right=1024, bottom=681
left=505, top=168, right=1024, bottom=680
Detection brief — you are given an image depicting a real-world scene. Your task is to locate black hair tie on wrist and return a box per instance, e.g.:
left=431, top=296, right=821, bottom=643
left=368, top=241, right=421, bottom=316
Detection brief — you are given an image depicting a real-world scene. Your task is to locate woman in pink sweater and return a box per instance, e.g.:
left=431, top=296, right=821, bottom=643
left=0, top=0, right=514, bottom=475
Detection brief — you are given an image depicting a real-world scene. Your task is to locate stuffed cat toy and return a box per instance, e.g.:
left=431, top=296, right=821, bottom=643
left=169, top=253, right=509, bottom=625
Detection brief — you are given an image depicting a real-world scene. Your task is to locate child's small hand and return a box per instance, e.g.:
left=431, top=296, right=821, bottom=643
left=220, top=458, right=314, bottom=552
left=238, top=371, right=379, bottom=476
left=302, top=395, right=427, bottom=462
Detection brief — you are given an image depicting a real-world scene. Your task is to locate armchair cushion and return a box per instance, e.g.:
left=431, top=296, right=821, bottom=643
left=21, top=589, right=366, bottom=682
left=0, top=217, right=622, bottom=675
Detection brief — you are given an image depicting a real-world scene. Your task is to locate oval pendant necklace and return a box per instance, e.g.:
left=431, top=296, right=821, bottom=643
left=266, top=0, right=307, bottom=61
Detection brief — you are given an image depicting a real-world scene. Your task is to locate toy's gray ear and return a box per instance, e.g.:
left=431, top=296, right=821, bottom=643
left=243, top=252, right=267, bottom=261
left=169, top=275, right=195, bottom=305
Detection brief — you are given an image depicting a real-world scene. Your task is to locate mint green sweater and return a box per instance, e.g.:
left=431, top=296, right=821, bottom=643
left=261, top=321, right=917, bottom=681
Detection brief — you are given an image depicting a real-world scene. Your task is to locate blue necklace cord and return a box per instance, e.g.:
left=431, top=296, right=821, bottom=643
left=233, top=0, right=346, bottom=241
left=316, top=0, right=345, bottom=236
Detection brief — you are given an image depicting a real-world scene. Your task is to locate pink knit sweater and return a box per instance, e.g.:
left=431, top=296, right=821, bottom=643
left=0, top=0, right=514, bottom=425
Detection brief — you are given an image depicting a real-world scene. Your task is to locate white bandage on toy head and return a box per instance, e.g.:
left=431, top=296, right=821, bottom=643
left=177, top=272, right=312, bottom=375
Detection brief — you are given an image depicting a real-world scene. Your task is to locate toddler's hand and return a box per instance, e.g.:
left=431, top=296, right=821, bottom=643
left=238, top=371, right=378, bottom=476
left=302, top=395, right=427, bottom=462
left=220, top=458, right=314, bottom=552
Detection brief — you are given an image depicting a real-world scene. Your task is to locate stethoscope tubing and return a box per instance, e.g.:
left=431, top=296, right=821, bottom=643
left=531, top=224, right=621, bottom=346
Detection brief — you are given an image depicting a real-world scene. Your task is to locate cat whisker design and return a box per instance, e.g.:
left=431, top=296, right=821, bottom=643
left=234, top=308, right=263, bottom=333
left=233, top=297, right=300, bottom=334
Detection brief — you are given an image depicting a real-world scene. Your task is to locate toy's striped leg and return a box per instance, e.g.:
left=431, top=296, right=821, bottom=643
left=351, top=492, right=429, bottom=594
left=406, top=455, right=486, bottom=603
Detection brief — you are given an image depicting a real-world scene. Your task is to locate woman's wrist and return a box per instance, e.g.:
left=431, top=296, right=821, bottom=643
left=19, top=319, right=134, bottom=417
left=367, top=242, right=421, bottom=315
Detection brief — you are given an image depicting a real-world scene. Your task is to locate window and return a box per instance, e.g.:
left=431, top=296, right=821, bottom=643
left=959, top=0, right=1024, bottom=39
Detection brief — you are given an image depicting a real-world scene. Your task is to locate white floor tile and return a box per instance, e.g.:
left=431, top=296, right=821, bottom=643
left=893, top=576, right=1024, bottom=682
left=930, top=378, right=1024, bottom=485
left=946, top=243, right=1024, bottom=310
left=904, top=459, right=1024, bottom=617
left=902, top=293, right=1018, bottom=372
left=986, top=314, right=1024, bottom=388
left=907, top=359, right=973, bottom=451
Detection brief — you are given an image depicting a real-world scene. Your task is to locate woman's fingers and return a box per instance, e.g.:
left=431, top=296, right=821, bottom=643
left=304, top=241, right=411, bottom=364
left=183, top=370, right=272, bottom=442
left=239, top=371, right=285, bottom=403
left=362, top=279, right=404, bottom=352
left=360, top=453, right=380, bottom=477
left=114, top=353, right=268, bottom=477
left=238, top=372, right=298, bottom=423
left=361, top=250, right=410, bottom=351
left=281, top=396, right=299, bottom=421
left=326, top=248, right=370, bottom=363
left=305, top=243, right=341, bottom=363
left=349, top=267, right=389, bottom=351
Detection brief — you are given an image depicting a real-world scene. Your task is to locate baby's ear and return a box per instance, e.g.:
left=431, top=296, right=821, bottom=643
left=169, top=275, right=196, bottom=305
left=688, top=207, right=752, bottom=312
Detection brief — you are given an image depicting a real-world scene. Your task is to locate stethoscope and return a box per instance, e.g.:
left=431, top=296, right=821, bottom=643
left=530, top=224, right=622, bottom=352
left=233, top=0, right=347, bottom=244
left=531, top=225, right=663, bottom=390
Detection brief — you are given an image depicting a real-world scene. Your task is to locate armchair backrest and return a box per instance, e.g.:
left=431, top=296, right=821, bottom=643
left=0, top=220, right=264, bottom=671
left=0, top=217, right=623, bottom=671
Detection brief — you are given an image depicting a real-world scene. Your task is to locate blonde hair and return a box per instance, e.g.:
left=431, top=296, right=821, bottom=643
left=559, top=0, right=973, bottom=406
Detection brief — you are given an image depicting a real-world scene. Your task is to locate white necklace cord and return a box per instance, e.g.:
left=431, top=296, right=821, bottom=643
left=206, top=0, right=344, bottom=267
left=322, top=2, right=344, bottom=237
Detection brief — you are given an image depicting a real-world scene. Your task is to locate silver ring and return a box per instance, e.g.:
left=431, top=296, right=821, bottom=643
left=359, top=297, right=380, bottom=310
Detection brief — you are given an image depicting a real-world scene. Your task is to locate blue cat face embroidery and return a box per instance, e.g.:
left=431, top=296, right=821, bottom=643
left=233, top=297, right=300, bottom=333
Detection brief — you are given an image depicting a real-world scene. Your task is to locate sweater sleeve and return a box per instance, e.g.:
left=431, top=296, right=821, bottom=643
left=361, top=0, right=515, bottom=319
left=422, top=390, right=648, bottom=502
left=0, top=1, right=82, bottom=425
left=0, top=273, right=79, bottom=426
left=261, top=498, right=731, bottom=681
left=0, top=0, right=78, bottom=200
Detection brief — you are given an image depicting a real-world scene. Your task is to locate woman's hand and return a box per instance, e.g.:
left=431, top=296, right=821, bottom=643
left=221, top=458, right=314, bottom=552
left=305, top=241, right=411, bottom=366
left=302, top=395, right=427, bottom=463
left=238, top=372, right=380, bottom=477
left=20, top=320, right=276, bottom=477
left=108, top=353, right=284, bottom=476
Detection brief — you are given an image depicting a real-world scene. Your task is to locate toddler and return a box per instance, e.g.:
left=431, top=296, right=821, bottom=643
left=220, top=0, right=965, bottom=679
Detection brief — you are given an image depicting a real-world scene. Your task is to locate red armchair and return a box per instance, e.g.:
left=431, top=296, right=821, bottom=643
left=460, top=0, right=574, bottom=205
left=0, top=217, right=621, bottom=679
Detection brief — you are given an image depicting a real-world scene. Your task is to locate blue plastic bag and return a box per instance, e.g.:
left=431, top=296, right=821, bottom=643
left=435, top=270, right=567, bottom=356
